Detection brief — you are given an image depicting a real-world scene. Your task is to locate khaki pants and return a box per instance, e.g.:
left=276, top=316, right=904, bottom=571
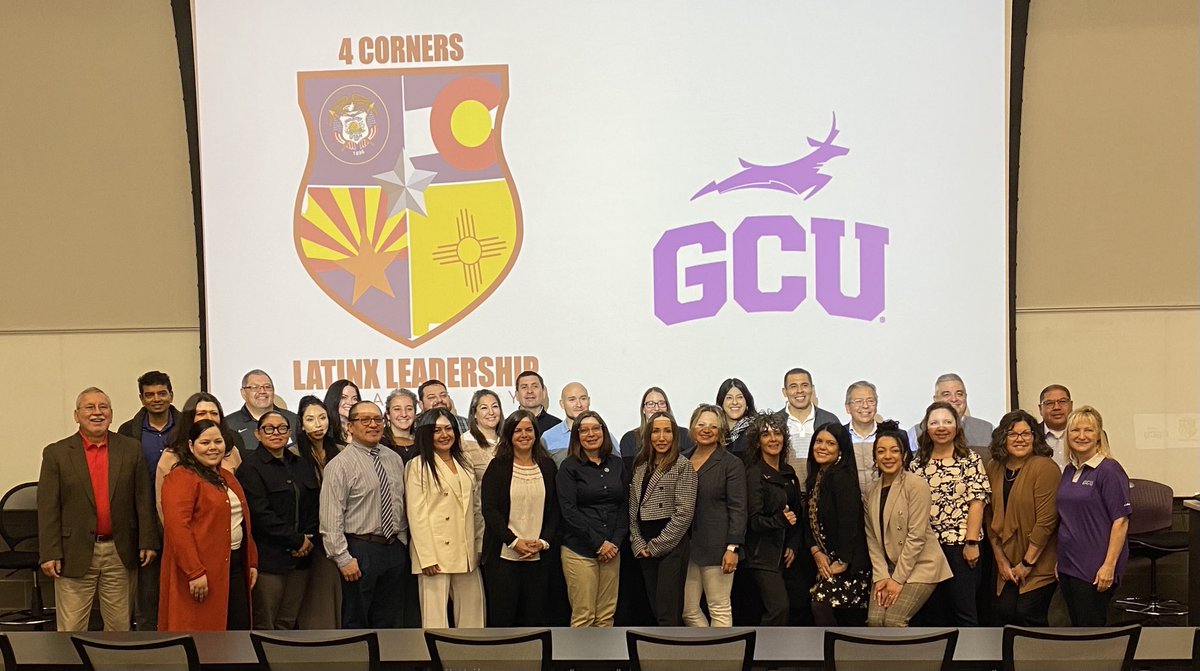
left=560, top=546, right=620, bottom=627
left=55, top=540, right=132, bottom=632
left=682, top=562, right=736, bottom=627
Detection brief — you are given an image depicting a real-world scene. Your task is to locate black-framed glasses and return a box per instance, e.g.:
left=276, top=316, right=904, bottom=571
left=350, top=417, right=385, bottom=426
left=259, top=425, right=290, bottom=435
left=242, top=384, right=275, bottom=392
left=1039, top=398, right=1072, bottom=408
left=1006, top=430, right=1033, bottom=441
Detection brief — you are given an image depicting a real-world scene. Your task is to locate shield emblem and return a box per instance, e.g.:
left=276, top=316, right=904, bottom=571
left=295, top=66, right=521, bottom=346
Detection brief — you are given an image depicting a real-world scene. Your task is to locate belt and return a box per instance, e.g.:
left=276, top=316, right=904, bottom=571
left=346, top=532, right=399, bottom=545
left=95, top=534, right=114, bottom=542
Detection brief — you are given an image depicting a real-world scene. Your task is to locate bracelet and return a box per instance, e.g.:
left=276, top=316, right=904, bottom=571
left=1019, top=559, right=1035, bottom=569
left=964, top=540, right=980, bottom=547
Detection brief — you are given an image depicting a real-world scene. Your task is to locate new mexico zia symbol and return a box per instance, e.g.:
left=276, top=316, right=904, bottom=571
left=295, top=66, right=521, bottom=346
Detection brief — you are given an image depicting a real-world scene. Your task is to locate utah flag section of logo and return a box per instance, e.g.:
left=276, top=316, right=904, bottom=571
left=295, top=66, right=521, bottom=346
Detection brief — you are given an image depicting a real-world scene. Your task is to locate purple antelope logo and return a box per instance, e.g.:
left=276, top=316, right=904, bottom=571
left=691, top=114, right=848, bottom=201
left=653, top=114, right=890, bottom=326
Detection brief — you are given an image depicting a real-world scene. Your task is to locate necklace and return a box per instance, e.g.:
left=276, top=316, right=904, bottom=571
left=1005, top=468, right=1019, bottom=482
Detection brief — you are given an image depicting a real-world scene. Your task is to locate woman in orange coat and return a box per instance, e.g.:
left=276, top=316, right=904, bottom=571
left=159, top=420, right=259, bottom=630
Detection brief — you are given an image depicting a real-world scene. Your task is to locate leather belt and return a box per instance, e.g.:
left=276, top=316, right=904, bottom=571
left=95, top=534, right=114, bottom=542
left=346, top=532, right=399, bottom=545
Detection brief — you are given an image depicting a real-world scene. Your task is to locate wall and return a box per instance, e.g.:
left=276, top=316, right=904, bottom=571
left=1, top=0, right=1197, bottom=494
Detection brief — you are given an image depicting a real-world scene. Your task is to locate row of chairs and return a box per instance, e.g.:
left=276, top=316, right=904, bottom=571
left=0, top=625, right=1193, bottom=671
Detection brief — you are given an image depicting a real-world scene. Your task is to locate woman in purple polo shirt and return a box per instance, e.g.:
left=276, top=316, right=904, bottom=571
left=1055, top=406, right=1131, bottom=626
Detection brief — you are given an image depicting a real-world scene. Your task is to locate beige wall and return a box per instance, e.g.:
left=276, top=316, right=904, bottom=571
left=1, top=1, right=1196, bottom=493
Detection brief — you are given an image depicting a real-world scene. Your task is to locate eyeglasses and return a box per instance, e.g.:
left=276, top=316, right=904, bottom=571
left=579, top=425, right=604, bottom=435
left=848, top=399, right=877, bottom=408
left=350, top=417, right=385, bottom=426
left=242, top=384, right=275, bottom=393
left=78, top=404, right=111, bottom=413
left=1040, top=398, right=1072, bottom=408
left=1006, top=430, right=1033, bottom=441
left=643, top=401, right=667, bottom=410
left=259, top=425, right=290, bottom=435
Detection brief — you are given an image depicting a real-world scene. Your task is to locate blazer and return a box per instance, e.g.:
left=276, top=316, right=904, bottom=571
left=986, top=455, right=1060, bottom=595
left=802, top=465, right=869, bottom=575
left=159, top=467, right=258, bottom=631
left=238, top=446, right=320, bottom=575
left=406, top=455, right=484, bottom=574
left=629, top=456, right=697, bottom=558
left=685, top=446, right=747, bottom=566
left=37, top=431, right=159, bottom=578
left=479, top=457, right=560, bottom=565
left=864, top=470, right=953, bottom=585
left=743, top=461, right=802, bottom=572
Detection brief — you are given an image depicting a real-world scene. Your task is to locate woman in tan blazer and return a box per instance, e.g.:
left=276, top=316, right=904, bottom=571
left=985, top=409, right=1060, bottom=626
left=406, top=408, right=486, bottom=628
left=863, top=422, right=952, bottom=626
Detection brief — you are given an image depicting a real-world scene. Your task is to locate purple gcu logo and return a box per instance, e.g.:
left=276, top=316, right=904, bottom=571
left=653, top=116, right=890, bottom=326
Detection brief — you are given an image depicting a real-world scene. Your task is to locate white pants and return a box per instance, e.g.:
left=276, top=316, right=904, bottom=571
left=682, top=561, right=735, bottom=627
left=417, top=569, right=486, bottom=628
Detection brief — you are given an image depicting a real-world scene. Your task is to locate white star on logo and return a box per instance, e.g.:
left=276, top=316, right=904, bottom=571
left=373, top=148, right=437, bottom=218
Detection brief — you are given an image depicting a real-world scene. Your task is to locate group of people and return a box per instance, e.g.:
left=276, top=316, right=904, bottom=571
left=37, top=366, right=1130, bottom=633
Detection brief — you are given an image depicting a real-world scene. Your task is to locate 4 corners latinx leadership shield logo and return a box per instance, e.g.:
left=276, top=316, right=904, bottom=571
left=295, top=66, right=521, bottom=346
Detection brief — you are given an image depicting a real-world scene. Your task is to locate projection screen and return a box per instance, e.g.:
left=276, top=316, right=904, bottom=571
left=192, top=1, right=1009, bottom=431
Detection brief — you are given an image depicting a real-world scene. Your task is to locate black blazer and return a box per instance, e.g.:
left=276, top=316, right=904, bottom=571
left=743, top=461, right=802, bottom=572
left=802, top=464, right=868, bottom=575
left=480, top=457, right=560, bottom=565
left=685, top=446, right=747, bottom=566
left=238, top=446, right=320, bottom=575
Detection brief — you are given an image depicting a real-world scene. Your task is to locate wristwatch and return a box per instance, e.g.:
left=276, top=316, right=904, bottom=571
left=965, top=540, right=980, bottom=547
left=1019, top=558, right=1035, bottom=569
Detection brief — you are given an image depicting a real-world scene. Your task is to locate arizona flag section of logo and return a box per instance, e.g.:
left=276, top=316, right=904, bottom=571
left=295, top=66, right=520, bottom=346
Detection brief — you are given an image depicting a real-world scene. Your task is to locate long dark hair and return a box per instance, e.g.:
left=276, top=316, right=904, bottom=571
left=805, top=421, right=859, bottom=496
left=295, top=395, right=342, bottom=475
left=173, top=420, right=227, bottom=489
left=568, top=410, right=615, bottom=462
left=494, top=409, right=550, bottom=463
left=467, top=389, right=503, bottom=448
left=715, top=378, right=757, bottom=419
left=743, top=411, right=790, bottom=467
left=989, top=409, right=1052, bottom=463
left=323, top=379, right=361, bottom=444
left=634, top=411, right=681, bottom=472
left=414, top=407, right=468, bottom=488
left=172, top=392, right=237, bottom=456
left=915, top=401, right=969, bottom=466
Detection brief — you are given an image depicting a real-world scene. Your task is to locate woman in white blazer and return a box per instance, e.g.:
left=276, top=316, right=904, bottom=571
left=862, top=422, right=952, bottom=627
left=406, top=408, right=486, bottom=627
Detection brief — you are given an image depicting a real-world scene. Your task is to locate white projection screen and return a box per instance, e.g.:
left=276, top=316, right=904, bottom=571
left=192, top=1, right=1009, bottom=430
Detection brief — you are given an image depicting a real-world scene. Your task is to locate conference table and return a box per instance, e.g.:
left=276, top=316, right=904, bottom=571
left=4, top=626, right=1196, bottom=670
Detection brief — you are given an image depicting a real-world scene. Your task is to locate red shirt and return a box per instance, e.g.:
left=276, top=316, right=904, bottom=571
left=81, top=433, right=113, bottom=537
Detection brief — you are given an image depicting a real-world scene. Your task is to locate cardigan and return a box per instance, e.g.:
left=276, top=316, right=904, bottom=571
left=480, top=456, right=560, bottom=565
left=986, top=455, right=1060, bottom=595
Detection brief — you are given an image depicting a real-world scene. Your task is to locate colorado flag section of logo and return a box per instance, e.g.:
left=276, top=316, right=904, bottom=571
left=295, top=66, right=520, bottom=346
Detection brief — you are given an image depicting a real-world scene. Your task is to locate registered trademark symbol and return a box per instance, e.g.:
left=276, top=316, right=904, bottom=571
left=879, top=316, right=886, bottom=323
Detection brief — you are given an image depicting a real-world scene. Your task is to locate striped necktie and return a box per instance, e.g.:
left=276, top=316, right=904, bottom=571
left=369, top=447, right=399, bottom=538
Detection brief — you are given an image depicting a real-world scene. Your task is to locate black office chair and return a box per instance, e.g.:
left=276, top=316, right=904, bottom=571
left=425, top=629, right=551, bottom=671
left=1115, top=479, right=1188, bottom=618
left=1192, top=628, right=1199, bottom=671
left=71, top=635, right=200, bottom=671
left=0, top=632, right=17, bottom=669
left=823, top=629, right=958, bottom=671
left=0, top=483, right=54, bottom=630
left=251, top=631, right=379, bottom=671
left=627, top=630, right=755, bottom=671
left=1001, top=625, right=1140, bottom=671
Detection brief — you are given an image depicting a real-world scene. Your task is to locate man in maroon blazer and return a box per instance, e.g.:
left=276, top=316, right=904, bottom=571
left=38, top=387, right=159, bottom=631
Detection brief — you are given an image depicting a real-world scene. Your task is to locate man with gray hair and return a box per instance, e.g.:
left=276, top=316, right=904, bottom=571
left=843, top=380, right=880, bottom=491
left=226, top=369, right=298, bottom=451
left=38, top=387, right=159, bottom=631
left=909, top=373, right=995, bottom=454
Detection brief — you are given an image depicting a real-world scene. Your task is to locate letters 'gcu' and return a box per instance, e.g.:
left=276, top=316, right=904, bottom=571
left=652, top=217, right=890, bottom=325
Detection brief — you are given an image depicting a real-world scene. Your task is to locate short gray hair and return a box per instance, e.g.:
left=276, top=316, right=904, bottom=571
left=75, top=387, right=111, bottom=409
left=844, top=380, right=877, bottom=405
left=240, top=369, right=272, bottom=387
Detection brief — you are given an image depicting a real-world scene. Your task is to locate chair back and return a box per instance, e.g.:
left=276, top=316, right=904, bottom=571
left=0, top=633, right=16, bottom=670
left=1191, top=628, right=1199, bottom=671
left=250, top=631, right=379, bottom=671
left=626, top=630, right=755, bottom=671
left=823, top=629, right=958, bottom=671
left=71, top=635, right=200, bottom=671
left=1001, top=625, right=1140, bottom=671
left=1125, top=480, right=1174, bottom=536
left=424, top=629, right=551, bottom=671
left=0, top=483, right=39, bottom=552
